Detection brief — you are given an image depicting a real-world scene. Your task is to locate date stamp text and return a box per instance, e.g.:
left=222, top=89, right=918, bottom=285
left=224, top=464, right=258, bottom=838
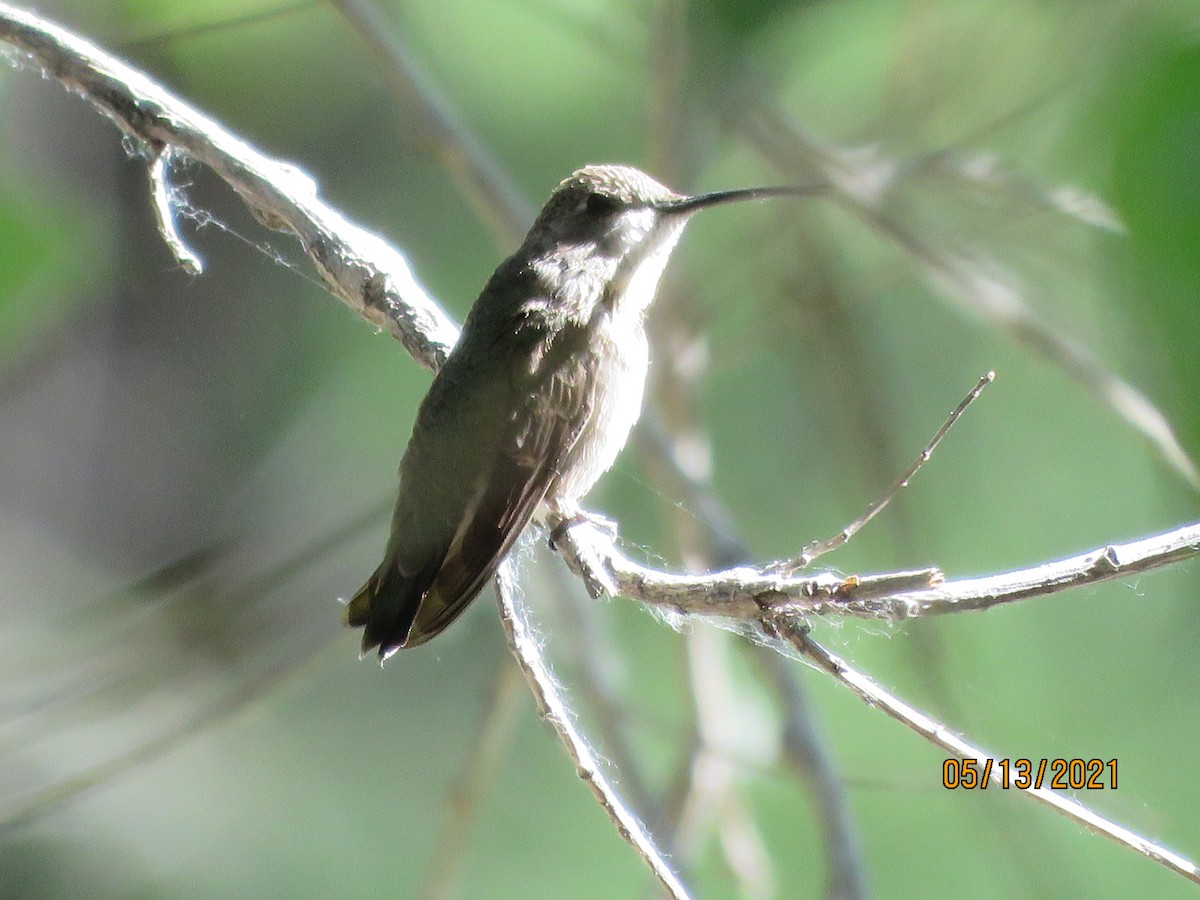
left=943, top=758, right=1117, bottom=790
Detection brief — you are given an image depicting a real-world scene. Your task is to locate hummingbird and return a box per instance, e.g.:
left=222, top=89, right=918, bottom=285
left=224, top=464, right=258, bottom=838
left=346, top=164, right=816, bottom=658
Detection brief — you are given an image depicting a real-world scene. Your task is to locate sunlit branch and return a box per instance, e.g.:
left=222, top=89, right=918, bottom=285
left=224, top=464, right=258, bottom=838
left=769, top=621, right=1200, bottom=887
left=0, top=2, right=458, bottom=372
left=494, top=562, right=691, bottom=900
left=554, top=515, right=1200, bottom=621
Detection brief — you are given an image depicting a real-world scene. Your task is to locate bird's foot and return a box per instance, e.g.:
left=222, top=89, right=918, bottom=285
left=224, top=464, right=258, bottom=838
left=547, top=508, right=617, bottom=550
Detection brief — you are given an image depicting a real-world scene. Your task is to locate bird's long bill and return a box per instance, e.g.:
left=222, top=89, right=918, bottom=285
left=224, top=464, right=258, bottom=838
left=656, top=182, right=827, bottom=215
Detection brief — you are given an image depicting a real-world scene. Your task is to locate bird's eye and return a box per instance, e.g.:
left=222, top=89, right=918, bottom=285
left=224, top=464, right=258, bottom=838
left=584, top=193, right=621, bottom=217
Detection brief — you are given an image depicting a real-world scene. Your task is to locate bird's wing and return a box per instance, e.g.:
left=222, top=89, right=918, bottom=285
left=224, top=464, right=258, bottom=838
left=403, top=324, right=598, bottom=646
left=352, top=321, right=596, bottom=656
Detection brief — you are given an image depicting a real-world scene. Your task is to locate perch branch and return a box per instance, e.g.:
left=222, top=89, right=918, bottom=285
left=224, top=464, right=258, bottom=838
left=494, top=561, right=690, bottom=900
left=553, top=516, right=1200, bottom=622
left=768, top=620, right=1200, bottom=886
left=0, top=1, right=458, bottom=372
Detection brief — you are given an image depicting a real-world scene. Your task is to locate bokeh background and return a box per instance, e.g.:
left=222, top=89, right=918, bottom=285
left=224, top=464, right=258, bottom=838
left=3, top=0, right=1200, bottom=897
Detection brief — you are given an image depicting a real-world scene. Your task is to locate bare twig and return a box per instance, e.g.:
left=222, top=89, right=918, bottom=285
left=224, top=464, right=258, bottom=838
left=554, top=515, right=1200, bottom=622
left=493, top=560, right=690, bottom=900
left=766, top=620, right=1200, bottom=887
left=0, top=1, right=458, bottom=372
left=775, top=371, right=994, bottom=572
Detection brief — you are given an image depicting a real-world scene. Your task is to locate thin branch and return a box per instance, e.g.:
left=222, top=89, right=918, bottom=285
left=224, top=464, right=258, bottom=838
left=0, top=1, right=459, bottom=372
left=776, top=371, right=994, bottom=572
left=766, top=620, right=1200, bottom=886
left=554, top=516, right=1200, bottom=623
left=493, top=560, right=690, bottom=900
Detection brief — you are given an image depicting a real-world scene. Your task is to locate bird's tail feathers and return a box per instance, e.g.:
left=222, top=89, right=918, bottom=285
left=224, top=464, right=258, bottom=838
left=344, top=558, right=435, bottom=659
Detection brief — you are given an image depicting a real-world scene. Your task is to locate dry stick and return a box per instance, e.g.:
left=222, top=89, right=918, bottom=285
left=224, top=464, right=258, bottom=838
left=493, top=561, right=690, bottom=900
left=0, top=3, right=459, bottom=372
left=764, top=619, right=1200, bottom=887
left=555, top=515, right=1200, bottom=621
left=777, top=371, right=995, bottom=572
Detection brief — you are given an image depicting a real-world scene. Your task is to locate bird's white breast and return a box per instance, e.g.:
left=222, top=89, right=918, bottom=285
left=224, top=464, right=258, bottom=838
left=555, top=315, right=649, bottom=505
left=546, top=211, right=689, bottom=505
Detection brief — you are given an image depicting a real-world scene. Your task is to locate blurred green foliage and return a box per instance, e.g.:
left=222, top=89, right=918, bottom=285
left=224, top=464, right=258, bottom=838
left=2, top=0, right=1200, bottom=897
